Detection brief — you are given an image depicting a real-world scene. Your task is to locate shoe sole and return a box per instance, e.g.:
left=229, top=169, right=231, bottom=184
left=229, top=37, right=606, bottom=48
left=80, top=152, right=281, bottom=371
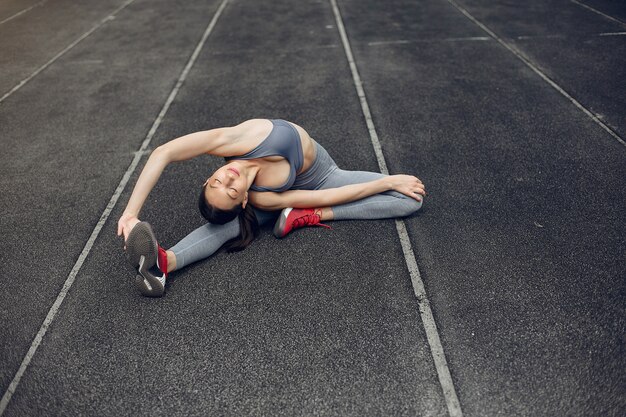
left=273, top=208, right=292, bottom=239
left=135, top=255, right=165, bottom=297
left=125, top=222, right=158, bottom=269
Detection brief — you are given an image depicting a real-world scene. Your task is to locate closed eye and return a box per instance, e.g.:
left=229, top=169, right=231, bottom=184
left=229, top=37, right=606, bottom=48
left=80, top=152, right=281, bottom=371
left=213, top=177, right=237, bottom=198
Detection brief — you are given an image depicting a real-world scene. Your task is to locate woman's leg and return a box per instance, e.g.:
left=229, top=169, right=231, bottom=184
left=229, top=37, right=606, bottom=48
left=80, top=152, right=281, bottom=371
left=291, top=142, right=422, bottom=220
left=319, top=169, right=423, bottom=220
left=167, top=220, right=239, bottom=271
left=273, top=168, right=423, bottom=238
left=166, top=208, right=278, bottom=271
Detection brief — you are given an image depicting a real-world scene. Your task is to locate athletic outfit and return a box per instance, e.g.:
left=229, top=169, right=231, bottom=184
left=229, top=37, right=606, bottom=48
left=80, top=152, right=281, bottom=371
left=169, top=119, right=422, bottom=269
left=225, top=119, right=303, bottom=192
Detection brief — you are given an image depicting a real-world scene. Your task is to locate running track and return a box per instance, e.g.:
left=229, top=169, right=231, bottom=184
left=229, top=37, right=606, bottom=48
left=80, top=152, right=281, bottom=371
left=0, top=0, right=624, bottom=415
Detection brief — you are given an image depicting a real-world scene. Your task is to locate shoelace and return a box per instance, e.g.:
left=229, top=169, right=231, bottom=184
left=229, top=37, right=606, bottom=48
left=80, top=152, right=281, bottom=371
left=292, top=210, right=332, bottom=230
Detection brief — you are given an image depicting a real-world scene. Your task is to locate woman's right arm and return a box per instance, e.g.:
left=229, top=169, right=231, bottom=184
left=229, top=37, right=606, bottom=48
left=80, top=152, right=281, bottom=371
left=117, top=128, right=231, bottom=240
left=249, top=175, right=425, bottom=211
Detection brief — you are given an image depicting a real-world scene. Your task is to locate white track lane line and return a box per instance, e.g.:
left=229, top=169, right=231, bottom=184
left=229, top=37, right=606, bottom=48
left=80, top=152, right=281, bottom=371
left=368, top=36, right=490, bottom=46
left=0, top=0, right=136, bottom=105
left=0, top=0, right=230, bottom=414
left=515, top=31, right=626, bottom=40
left=329, top=1, right=464, bottom=416
left=570, top=0, right=626, bottom=26
left=0, top=0, right=47, bottom=26
left=598, top=31, right=626, bottom=36
left=447, top=0, right=626, bottom=149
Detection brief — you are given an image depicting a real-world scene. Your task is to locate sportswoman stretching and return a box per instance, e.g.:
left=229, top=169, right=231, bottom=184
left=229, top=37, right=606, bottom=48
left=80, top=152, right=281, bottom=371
left=118, top=119, right=426, bottom=297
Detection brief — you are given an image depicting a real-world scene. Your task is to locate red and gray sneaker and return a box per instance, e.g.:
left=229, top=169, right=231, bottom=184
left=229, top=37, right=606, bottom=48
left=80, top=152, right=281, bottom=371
left=125, top=222, right=168, bottom=297
left=273, top=208, right=331, bottom=238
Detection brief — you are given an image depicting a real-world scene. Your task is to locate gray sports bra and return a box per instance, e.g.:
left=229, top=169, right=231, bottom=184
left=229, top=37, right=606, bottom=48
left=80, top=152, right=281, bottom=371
left=225, top=119, right=304, bottom=192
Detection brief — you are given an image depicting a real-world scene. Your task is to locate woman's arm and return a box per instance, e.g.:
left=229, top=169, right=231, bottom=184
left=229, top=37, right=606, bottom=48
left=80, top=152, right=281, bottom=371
left=117, top=128, right=230, bottom=240
left=249, top=175, right=425, bottom=211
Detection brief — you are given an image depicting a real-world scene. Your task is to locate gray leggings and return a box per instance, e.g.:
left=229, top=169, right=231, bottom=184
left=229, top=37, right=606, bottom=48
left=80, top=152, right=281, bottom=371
left=170, top=142, right=422, bottom=269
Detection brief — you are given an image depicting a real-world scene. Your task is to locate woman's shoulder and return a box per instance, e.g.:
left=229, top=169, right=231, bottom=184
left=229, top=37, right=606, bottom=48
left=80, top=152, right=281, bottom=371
left=224, top=119, right=271, bottom=139
left=218, top=119, right=273, bottom=157
left=225, top=118, right=312, bottom=148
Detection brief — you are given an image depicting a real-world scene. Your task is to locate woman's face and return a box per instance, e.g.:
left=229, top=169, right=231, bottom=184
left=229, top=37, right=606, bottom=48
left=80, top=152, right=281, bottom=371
left=204, top=162, right=249, bottom=210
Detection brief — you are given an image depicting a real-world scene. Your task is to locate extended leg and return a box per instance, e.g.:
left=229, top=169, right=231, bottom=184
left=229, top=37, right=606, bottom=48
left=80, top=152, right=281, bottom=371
left=168, top=219, right=240, bottom=271
left=168, top=208, right=278, bottom=271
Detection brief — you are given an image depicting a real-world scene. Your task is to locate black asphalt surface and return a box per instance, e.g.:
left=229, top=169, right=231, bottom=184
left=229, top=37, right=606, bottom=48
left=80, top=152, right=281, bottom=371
left=1, top=0, right=624, bottom=416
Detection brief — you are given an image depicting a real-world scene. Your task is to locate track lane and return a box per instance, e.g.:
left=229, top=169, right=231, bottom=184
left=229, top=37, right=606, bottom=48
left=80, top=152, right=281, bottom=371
left=571, top=0, right=626, bottom=24
left=0, top=0, right=225, bottom=403
left=339, top=0, right=625, bottom=414
left=449, top=0, right=626, bottom=138
left=0, top=0, right=230, bottom=413
left=0, top=0, right=47, bottom=26
left=329, top=0, right=462, bottom=415
left=0, top=0, right=138, bottom=97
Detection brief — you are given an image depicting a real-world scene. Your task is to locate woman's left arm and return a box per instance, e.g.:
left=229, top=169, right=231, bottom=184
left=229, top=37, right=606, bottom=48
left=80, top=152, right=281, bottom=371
left=250, top=175, right=425, bottom=210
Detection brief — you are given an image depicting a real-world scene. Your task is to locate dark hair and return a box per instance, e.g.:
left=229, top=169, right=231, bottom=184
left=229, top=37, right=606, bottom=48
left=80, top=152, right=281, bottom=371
left=198, top=185, right=259, bottom=252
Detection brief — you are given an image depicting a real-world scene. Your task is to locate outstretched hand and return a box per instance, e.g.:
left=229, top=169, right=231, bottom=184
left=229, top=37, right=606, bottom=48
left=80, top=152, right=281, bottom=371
left=387, top=175, right=426, bottom=201
left=117, top=213, right=141, bottom=243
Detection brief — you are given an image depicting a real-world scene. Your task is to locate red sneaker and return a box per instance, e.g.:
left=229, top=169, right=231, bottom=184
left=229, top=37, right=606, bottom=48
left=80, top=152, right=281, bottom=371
left=273, top=208, right=331, bottom=238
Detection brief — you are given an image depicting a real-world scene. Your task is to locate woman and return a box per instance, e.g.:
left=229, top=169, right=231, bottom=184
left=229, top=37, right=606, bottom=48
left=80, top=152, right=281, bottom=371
left=118, top=119, right=426, bottom=297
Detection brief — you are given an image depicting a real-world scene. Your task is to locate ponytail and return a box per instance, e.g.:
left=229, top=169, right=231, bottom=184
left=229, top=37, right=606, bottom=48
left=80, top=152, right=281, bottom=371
left=223, top=204, right=259, bottom=252
left=198, top=185, right=259, bottom=252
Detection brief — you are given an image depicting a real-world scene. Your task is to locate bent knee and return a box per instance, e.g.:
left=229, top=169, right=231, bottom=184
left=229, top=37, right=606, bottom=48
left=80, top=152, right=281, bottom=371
left=395, top=196, right=423, bottom=217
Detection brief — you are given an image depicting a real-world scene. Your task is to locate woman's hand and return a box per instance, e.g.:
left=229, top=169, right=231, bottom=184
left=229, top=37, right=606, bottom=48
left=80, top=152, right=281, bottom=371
left=117, top=213, right=141, bottom=242
left=387, top=175, right=426, bottom=201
